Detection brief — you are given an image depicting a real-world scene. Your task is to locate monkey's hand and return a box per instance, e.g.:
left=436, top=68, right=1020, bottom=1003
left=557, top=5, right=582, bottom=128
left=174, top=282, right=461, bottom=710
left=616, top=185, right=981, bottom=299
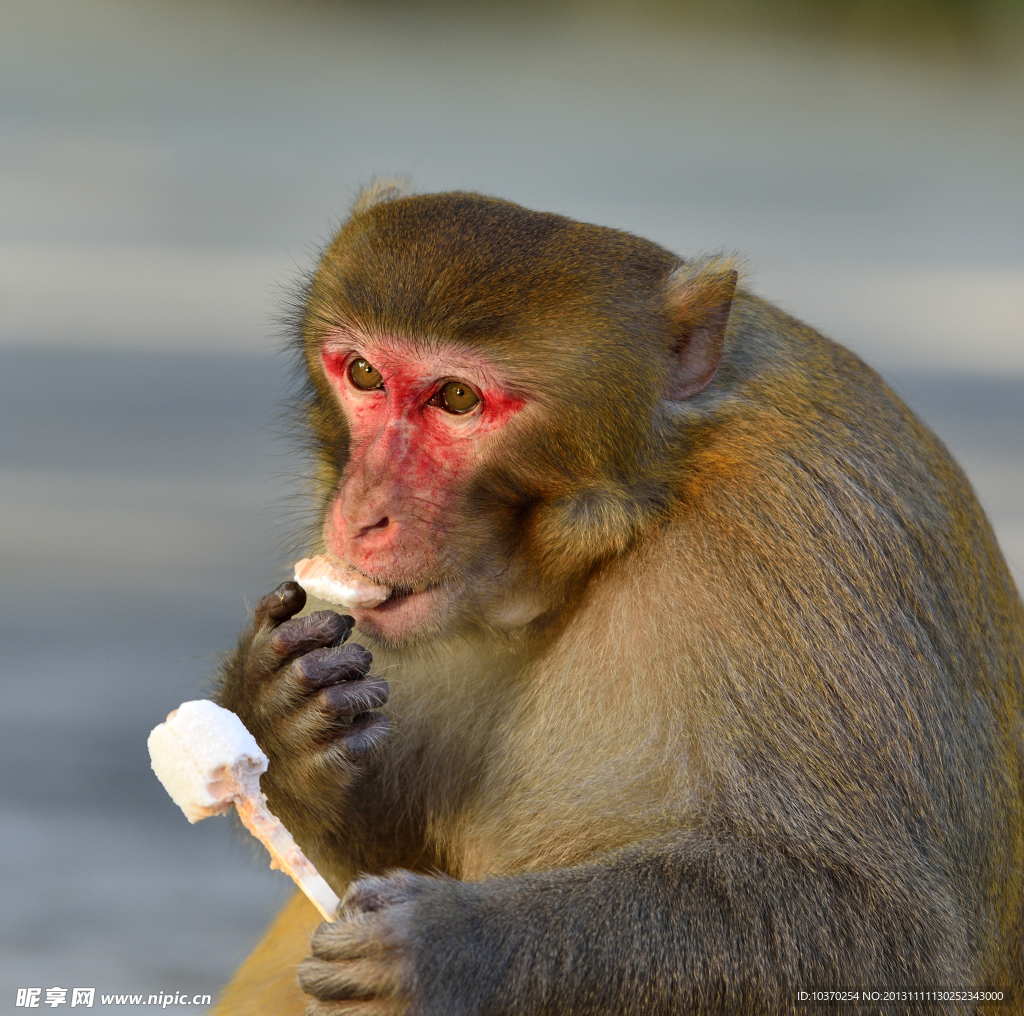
left=298, top=871, right=424, bottom=1016
left=214, top=581, right=391, bottom=819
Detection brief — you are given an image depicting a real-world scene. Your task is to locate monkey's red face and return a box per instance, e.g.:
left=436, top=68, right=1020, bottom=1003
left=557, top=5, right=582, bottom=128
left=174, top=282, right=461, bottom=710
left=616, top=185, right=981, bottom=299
left=319, top=332, right=526, bottom=643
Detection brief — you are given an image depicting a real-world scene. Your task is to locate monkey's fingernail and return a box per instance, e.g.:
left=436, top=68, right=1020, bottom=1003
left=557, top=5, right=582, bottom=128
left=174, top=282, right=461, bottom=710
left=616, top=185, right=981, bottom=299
left=271, top=581, right=306, bottom=617
left=256, top=581, right=307, bottom=626
left=337, top=615, right=356, bottom=644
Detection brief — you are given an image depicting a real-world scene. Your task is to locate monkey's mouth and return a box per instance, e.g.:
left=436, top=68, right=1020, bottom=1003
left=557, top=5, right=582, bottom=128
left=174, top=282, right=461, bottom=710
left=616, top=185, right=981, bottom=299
left=379, top=580, right=442, bottom=609
left=344, top=574, right=451, bottom=640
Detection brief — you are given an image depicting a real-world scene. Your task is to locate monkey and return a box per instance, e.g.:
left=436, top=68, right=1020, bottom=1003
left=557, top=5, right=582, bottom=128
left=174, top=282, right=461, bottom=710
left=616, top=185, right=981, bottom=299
left=210, top=185, right=1024, bottom=1016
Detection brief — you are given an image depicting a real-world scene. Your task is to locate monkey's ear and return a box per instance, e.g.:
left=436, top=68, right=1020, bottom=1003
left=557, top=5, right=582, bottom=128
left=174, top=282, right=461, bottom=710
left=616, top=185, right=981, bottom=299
left=664, top=259, right=739, bottom=400
left=352, top=178, right=411, bottom=216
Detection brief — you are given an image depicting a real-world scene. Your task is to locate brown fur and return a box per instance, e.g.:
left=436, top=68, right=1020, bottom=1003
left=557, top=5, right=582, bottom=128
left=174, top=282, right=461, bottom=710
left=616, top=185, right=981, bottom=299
left=214, top=190, right=1024, bottom=1014
left=210, top=892, right=318, bottom=1016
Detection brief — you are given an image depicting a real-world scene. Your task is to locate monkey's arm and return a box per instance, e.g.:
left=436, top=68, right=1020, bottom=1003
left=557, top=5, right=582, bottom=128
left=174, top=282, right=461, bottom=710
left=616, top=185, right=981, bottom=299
left=299, top=830, right=968, bottom=1016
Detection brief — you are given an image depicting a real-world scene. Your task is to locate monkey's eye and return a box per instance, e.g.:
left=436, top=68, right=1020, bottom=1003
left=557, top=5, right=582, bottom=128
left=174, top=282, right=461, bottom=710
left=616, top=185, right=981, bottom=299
left=348, top=358, right=383, bottom=390
left=432, top=380, right=480, bottom=415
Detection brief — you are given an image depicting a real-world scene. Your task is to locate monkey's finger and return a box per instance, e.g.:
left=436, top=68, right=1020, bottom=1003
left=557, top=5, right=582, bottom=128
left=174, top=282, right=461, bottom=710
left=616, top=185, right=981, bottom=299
left=321, top=677, right=390, bottom=717
left=335, top=714, right=391, bottom=759
left=298, top=956, right=402, bottom=999
left=254, top=581, right=307, bottom=627
left=309, top=915, right=397, bottom=962
left=306, top=998, right=404, bottom=1016
left=343, top=872, right=424, bottom=915
left=294, top=644, right=374, bottom=690
left=268, top=611, right=354, bottom=659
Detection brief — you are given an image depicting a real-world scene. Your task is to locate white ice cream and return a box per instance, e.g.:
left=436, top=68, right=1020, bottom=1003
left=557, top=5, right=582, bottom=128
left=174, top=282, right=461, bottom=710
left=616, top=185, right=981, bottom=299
left=148, top=699, right=268, bottom=823
left=294, top=554, right=390, bottom=609
left=148, top=699, right=341, bottom=920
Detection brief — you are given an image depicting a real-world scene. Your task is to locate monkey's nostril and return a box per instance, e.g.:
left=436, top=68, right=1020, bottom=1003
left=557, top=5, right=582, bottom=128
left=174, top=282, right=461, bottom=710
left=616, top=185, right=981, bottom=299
left=356, top=516, right=389, bottom=539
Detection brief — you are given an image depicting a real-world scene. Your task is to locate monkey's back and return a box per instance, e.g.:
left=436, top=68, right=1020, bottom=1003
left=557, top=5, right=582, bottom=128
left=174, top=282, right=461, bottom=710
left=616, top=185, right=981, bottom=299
left=670, top=292, right=1024, bottom=986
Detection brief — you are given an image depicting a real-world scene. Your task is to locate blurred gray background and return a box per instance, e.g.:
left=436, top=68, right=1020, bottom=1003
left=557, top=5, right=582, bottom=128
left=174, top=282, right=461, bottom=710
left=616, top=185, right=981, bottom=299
left=1, top=0, right=1022, bottom=1011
